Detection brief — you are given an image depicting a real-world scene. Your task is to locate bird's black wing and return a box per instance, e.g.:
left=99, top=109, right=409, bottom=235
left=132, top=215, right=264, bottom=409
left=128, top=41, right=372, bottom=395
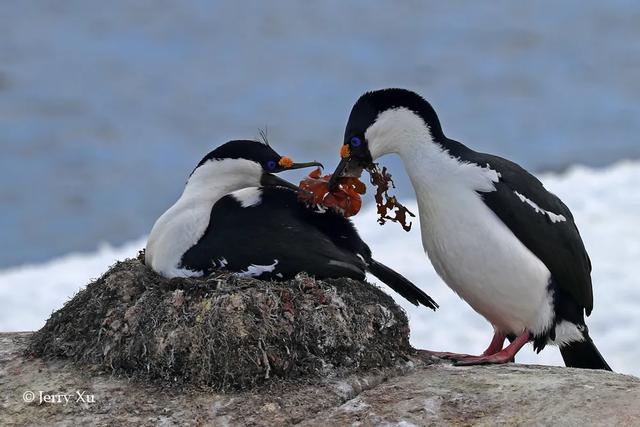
left=281, top=189, right=439, bottom=308
left=294, top=196, right=372, bottom=260
left=460, top=147, right=593, bottom=314
left=180, top=187, right=437, bottom=309
left=180, top=188, right=367, bottom=280
left=296, top=198, right=437, bottom=308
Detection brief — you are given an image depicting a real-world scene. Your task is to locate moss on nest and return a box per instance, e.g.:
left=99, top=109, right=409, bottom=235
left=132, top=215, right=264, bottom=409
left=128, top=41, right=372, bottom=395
left=28, top=255, right=413, bottom=391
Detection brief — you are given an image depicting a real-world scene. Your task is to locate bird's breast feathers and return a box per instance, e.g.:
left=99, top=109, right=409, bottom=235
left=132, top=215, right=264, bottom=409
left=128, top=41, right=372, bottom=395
left=146, top=200, right=214, bottom=278
left=415, top=162, right=555, bottom=335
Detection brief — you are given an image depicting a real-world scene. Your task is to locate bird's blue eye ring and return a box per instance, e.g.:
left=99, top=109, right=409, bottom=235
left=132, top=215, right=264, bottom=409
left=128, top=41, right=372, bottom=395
left=266, top=160, right=277, bottom=170
left=350, top=136, right=362, bottom=147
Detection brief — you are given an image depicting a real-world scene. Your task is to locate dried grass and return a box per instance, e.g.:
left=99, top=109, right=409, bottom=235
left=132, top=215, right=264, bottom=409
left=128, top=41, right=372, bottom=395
left=28, top=255, right=412, bottom=391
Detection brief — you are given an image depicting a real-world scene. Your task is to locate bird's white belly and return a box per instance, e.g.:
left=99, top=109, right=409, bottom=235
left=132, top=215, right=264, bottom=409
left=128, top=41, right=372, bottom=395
left=146, top=200, right=212, bottom=278
left=418, top=191, right=554, bottom=335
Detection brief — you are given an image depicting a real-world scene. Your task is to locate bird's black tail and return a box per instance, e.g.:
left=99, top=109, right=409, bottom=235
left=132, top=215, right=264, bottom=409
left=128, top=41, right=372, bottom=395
left=560, top=335, right=612, bottom=371
left=366, top=258, right=438, bottom=310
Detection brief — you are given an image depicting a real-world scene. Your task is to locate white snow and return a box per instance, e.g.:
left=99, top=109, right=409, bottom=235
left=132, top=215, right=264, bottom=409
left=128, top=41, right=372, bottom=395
left=0, top=238, right=145, bottom=332
left=1, top=161, right=639, bottom=377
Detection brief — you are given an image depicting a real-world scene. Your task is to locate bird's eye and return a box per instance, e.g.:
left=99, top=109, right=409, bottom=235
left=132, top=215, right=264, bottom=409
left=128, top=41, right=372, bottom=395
left=350, top=136, right=362, bottom=147
left=266, top=160, right=277, bottom=170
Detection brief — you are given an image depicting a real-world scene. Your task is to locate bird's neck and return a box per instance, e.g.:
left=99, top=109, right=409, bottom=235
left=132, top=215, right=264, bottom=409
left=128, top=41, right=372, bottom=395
left=395, top=137, right=498, bottom=218
left=146, top=166, right=250, bottom=276
left=179, top=160, right=258, bottom=207
left=156, top=165, right=253, bottom=251
left=397, top=138, right=458, bottom=200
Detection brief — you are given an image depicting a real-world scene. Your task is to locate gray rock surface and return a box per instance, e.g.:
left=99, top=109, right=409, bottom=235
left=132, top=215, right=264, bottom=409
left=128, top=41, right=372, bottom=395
left=4, top=258, right=639, bottom=425
left=2, top=332, right=639, bottom=426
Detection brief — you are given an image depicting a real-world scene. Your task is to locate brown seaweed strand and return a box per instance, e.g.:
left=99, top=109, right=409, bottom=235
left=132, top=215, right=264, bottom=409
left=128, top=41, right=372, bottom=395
left=368, top=164, right=415, bottom=232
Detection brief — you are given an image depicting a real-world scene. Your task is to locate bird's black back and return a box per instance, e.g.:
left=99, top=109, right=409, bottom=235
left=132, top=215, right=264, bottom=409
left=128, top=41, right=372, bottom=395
left=442, top=138, right=593, bottom=318
left=179, top=187, right=370, bottom=281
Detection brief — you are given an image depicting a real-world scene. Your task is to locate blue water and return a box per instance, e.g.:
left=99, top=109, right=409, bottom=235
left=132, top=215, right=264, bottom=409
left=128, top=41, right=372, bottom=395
left=1, top=1, right=639, bottom=268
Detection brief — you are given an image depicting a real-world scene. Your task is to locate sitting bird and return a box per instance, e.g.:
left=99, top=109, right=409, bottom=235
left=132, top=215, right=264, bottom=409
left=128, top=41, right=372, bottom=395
left=145, top=139, right=437, bottom=309
left=329, top=88, right=610, bottom=370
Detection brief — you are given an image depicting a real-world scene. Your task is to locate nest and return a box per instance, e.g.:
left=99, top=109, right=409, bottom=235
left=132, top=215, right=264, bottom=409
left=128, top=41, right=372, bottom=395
left=28, top=256, right=413, bottom=391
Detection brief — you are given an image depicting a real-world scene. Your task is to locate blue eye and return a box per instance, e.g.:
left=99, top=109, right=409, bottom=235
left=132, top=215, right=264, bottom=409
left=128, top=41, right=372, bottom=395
left=266, top=160, right=277, bottom=170
left=350, top=136, right=362, bottom=147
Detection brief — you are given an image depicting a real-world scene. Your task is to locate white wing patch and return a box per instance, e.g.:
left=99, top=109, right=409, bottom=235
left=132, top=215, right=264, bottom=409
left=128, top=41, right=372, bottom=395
left=514, top=191, right=567, bottom=223
left=237, top=259, right=279, bottom=277
left=231, top=187, right=263, bottom=208
left=311, top=203, right=328, bottom=214
left=482, top=163, right=502, bottom=183
left=551, top=321, right=586, bottom=346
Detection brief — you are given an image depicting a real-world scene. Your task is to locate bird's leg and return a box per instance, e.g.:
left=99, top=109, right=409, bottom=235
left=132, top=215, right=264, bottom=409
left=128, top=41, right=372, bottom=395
left=453, top=330, right=531, bottom=366
left=417, top=331, right=506, bottom=361
left=480, top=331, right=507, bottom=356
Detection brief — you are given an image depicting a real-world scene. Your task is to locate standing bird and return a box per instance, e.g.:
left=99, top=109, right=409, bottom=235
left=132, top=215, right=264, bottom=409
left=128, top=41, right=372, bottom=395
left=329, top=89, right=610, bottom=370
left=145, top=140, right=437, bottom=309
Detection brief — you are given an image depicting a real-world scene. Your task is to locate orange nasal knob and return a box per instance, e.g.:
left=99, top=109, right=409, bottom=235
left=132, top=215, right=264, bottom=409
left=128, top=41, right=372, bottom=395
left=278, top=156, right=293, bottom=168
left=340, top=145, right=350, bottom=158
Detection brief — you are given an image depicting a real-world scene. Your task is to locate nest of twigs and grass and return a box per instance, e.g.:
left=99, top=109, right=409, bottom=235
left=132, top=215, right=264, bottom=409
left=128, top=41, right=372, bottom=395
left=28, top=253, right=413, bottom=391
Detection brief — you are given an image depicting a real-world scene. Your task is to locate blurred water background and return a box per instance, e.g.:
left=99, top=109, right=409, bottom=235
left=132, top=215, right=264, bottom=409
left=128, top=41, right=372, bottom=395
left=1, top=0, right=639, bottom=268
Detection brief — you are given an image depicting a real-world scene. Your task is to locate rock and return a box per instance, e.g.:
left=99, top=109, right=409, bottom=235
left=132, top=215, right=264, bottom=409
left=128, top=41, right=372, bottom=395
left=2, top=333, right=640, bottom=426
left=27, top=257, right=414, bottom=391
left=2, top=257, right=639, bottom=425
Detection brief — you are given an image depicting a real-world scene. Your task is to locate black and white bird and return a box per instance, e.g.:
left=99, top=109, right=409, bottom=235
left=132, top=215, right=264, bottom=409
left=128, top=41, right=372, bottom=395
left=145, top=140, right=437, bottom=309
left=329, top=89, right=610, bottom=370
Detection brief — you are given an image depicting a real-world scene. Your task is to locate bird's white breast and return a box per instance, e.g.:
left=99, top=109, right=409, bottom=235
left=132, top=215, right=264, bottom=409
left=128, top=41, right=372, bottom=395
left=402, top=147, right=554, bottom=336
left=145, top=198, right=211, bottom=278
left=145, top=158, right=262, bottom=278
left=367, top=107, right=575, bottom=342
left=417, top=185, right=554, bottom=335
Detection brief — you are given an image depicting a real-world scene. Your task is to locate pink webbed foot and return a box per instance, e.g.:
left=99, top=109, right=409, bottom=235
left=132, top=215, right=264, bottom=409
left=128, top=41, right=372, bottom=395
left=452, top=351, right=514, bottom=366
left=417, top=331, right=508, bottom=362
left=416, top=349, right=476, bottom=361
left=452, top=331, right=531, bottom=367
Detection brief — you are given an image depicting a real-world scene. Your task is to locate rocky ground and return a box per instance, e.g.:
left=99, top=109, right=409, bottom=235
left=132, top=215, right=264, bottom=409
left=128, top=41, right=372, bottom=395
left=2, top=257, right=639, bottom=425
left=2, top=333, right=640, bottom=426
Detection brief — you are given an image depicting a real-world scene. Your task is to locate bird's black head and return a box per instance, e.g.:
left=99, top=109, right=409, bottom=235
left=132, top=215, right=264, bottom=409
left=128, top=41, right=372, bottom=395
left=191, top=140, right=322, bottom=192
left=195, top=140, right=322, bottom=173
left=329, top=89, right=444, bottom=190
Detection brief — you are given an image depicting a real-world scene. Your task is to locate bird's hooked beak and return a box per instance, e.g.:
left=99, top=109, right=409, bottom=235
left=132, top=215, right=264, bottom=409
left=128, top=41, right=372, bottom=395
left=285, top=160, right=324, bottom=171
left=328, top=156, right=366, bottom=191
left=261, top=159, right=323, bottom=192
left=260, top=173, right=302, bottom=192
